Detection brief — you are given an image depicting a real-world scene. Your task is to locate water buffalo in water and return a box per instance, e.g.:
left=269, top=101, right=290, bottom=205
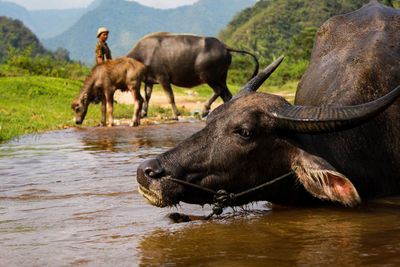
left=71, top=57, right=145, bottom=127
left=136, top=3, right=400, bottom=209
left=126, top=32, right=259, bottom=118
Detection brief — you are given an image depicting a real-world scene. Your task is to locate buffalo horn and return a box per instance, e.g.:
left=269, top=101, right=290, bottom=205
left=234, top=55, right=285, bottom=99
left=273, top=85, right=400, bottom=132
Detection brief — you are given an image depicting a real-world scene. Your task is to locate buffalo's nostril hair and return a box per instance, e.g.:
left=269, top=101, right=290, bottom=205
left=139, top=158, right=164, bottom=179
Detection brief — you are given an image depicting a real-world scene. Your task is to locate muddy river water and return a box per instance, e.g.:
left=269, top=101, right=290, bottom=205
left=1, top=121, right=400, bottom=266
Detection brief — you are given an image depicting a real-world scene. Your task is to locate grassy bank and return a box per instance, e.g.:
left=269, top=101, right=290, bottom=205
left=0, top=75, right=80, bottom=142
left=0, top=73, right=297, bottom=143
left=0, top=75, right=186, bottom=143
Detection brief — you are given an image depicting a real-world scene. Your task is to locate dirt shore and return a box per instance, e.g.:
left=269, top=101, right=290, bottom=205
left=113, top=89, right=295, bottom=125
left=113, top=90, right=222, bottom=125
left=114, top=90, right=224, bottom=114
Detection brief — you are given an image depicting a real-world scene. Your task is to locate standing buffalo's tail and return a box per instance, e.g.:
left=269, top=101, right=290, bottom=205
left=227, top=47, right=259, bottom=79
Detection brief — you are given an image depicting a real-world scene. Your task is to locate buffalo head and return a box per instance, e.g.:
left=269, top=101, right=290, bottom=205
left=71, top=95, right=89, bottom=125
left=137, top=56, right=400, bottom=208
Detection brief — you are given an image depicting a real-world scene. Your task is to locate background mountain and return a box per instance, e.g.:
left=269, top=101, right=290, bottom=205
left=0, top=0, right=103, bottom=39
left=42, top=0, right=257, bottom=64
left=216, top=0, right=399, bottom=84
left=28, top=9, right=87, bottom=39
left=0, top=1, right=36, bottom=30
left=0, top=2, right=79, bottom=38
left=0, top=16, right=48, bottom=60
left=218, top=0, right=376, bottom=62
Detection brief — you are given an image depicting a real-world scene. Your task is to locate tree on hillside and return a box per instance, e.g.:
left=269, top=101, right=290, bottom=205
left=0, top=16, right=71, bottom=63
left=382, top=0, right=400, bottom=8
left=53, top=47, right=70, bottom=62
left=287, top=27, right=317, bottom=61
left=217, top=0, right=393, bottom=85
left=0, top=16, right=46, bottom=61
left=218, top=0, right=373, bottom=61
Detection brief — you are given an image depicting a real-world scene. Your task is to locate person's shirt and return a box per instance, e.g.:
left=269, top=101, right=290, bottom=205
left=95, top=40, right=112, bottom=63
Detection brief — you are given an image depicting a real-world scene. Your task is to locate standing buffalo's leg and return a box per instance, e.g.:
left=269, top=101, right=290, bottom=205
left=101, top=97, right=107, bottom=126
left=203, top=82, right=232, bottom=117
left=202, top=92, right=219, bottom=117
left=142, top=82, right=153, bottom=118
left=202, top=67, right=232, bottom=117
left=160, top=81, right=180, bottom=119
left=129, top=82, right=144, bottom=127
left=219, top=87, right=233, bottom=102
left=104, top=91, right=114, bottom=127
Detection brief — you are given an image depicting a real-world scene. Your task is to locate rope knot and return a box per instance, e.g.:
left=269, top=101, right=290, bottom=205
left=204, top=189, right=235, bottom=219
left=214, top=189, right=235, bottom=206
left=210, top=189, right=235, bottom=216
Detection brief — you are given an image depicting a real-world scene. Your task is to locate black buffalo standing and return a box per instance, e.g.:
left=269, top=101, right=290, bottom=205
left=126, top=32, right=259, bottom=118
left=137, top=3, right=400, bottom=209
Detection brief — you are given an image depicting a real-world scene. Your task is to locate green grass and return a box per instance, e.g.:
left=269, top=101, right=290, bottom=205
left=0, top=73, right=297, bottom=143
left=0, top=75, right=139, bottom=142
left=260, top=80, right=298, bottom=103
left=0, top=76, right=78, bottom=142
left=0, top=75, right=198, bottom=143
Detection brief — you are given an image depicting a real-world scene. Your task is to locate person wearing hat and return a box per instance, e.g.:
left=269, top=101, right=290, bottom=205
left=95, top=27, right=112, bottom=64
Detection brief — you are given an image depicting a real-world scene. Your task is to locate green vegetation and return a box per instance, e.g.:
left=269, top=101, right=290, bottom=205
left=219, top=0, right=394, bottom=85
left=0, top=75, right=79, bottom=142
left=2, top=45, right=90, bottom=81
left=0, top=16, right=90, bottom=81
left=0, top=17, right=91, bottom=142
left=0, top=16, right=46, bottom=61
left=0, top=16, right=71, bottom=63
left=0, top=70, right=191, bottom=143
left=219, top=0, right=373, bottom=60
left=382, top=0, right=400, bottom=8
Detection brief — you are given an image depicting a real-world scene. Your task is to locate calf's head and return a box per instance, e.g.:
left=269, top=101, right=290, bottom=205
left=137, top=56, right=400, bottom=208
left=71, top=94, right=89, bottom=125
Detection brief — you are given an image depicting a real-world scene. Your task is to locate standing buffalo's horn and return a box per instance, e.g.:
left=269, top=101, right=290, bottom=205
left=273, top=85, right=400, bottom=132
left=234, top=55, right=285, bottom=99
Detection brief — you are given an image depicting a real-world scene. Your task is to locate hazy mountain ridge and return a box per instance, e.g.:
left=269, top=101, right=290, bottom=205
left=29, top=9, right=87, bottom=38
left=0, top=1, right=90, bottom=38
left=0, top=1, right=36, bottom=31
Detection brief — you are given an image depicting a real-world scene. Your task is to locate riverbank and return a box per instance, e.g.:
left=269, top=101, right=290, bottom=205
left=0, top=74, right=296, bottom=143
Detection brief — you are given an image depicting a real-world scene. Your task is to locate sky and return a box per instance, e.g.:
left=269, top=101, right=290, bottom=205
left=2, top=0, right=199, bottom=10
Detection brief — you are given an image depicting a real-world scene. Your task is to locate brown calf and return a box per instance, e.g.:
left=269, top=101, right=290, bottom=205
left=71, top=57, right=145, bottom=127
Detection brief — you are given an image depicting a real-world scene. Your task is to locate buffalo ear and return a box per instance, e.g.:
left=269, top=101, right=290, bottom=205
left=291, top=151, right=361, bottom=206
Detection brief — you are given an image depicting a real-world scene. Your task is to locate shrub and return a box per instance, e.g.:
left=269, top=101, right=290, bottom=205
left=4, top=44, right=90, bottom=80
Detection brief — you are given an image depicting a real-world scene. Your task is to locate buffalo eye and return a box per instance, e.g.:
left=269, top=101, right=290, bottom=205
left=234, top=128, right=252, bottom=139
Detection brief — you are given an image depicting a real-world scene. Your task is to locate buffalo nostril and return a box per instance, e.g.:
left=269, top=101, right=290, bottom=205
left=145, top=167, right=162, bottom=178
left=139, top=158, right=164, bottom=179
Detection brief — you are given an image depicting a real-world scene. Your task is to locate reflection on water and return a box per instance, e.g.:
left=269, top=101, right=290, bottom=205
left=139, top=202, right=400, bottom=266
left=1, top=122, right=400, bottom=265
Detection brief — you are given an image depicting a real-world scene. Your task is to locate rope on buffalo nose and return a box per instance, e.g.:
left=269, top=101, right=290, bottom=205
left=204, top=189, right=235, bottom=220
left=166, top=171, right=293, bottom=220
